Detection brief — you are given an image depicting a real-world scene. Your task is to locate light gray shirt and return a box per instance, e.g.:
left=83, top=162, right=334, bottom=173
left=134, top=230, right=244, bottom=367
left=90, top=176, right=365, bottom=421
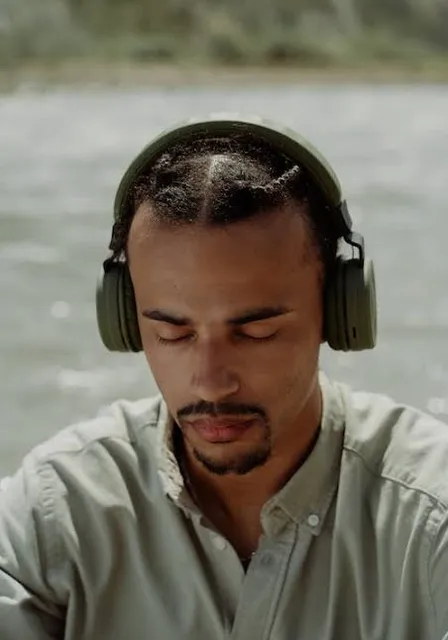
left=1, top=373, right=448, bottom=639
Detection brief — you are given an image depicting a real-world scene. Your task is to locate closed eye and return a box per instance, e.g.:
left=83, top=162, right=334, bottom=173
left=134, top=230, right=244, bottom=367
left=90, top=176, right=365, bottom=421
left=235, top=320, right=279, bottom=341
left=155, top=331, right=278, bottom=346
left=240, top=332, right=278, bottom=343
left=156, top=333, right=194, bottom=345
left=237, top=329, right=278, bottom=342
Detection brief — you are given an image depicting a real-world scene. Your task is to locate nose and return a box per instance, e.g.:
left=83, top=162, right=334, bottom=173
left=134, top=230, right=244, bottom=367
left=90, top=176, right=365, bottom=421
left=190, top=341, right=240, bottom=402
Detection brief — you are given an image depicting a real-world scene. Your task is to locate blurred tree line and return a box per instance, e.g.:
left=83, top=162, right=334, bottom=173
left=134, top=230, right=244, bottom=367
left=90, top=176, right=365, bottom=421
left=1, top=0, right=447, bottom=65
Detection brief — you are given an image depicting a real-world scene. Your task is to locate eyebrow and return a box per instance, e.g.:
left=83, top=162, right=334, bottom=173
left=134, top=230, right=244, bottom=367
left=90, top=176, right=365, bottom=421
left=142, top=305, right=293, bottom=326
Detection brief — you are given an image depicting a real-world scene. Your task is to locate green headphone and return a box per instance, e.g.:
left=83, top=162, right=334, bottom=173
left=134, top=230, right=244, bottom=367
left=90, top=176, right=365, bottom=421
left=96, top=114, right=377, bottom=353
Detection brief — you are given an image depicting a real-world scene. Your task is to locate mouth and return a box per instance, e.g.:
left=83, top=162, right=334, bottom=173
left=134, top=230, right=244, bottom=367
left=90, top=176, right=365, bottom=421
left=185, top=417, right=256, bottom=443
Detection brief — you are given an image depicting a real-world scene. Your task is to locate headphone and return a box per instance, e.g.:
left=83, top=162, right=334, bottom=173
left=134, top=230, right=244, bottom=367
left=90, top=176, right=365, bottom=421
left=96, top=114, right=377, bottom=353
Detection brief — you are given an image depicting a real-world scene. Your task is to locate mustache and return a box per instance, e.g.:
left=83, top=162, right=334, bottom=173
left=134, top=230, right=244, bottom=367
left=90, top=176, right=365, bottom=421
left=177, top=400, right=267, bottom=421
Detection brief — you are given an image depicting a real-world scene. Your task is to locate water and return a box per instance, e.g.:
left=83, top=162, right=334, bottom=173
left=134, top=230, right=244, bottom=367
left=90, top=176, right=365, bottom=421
left=1, top=82, right=447, bottom=475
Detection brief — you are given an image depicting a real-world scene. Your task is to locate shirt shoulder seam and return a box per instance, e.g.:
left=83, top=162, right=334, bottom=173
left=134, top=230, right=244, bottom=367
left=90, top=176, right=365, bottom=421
left=32, top=414, right=159, bottom=465
left=34, top=461, right=66, bottom=601
left=343, top=442, right=448, bottom=512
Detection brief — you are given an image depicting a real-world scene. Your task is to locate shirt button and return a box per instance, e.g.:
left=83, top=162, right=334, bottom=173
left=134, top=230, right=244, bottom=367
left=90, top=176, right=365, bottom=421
left=213, top=536, right=228, bottom=551
left=307, top=514, right=320, bottom=527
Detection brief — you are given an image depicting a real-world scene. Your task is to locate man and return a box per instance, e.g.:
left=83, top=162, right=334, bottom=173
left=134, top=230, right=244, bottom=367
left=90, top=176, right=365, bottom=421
left=1, top=114, right=447, bottom=639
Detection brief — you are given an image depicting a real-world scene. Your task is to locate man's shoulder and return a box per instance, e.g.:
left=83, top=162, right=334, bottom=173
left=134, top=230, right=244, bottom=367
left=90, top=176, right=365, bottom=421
left=21, top=394, right=164, bottom=474
left=335, top=379, right=448, bottom=510
left=0, top=395, right=167, bottom=543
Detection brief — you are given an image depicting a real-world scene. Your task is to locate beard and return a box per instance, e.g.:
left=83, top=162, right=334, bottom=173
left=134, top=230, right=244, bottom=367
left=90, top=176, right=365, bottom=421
left=175, top=398, right=272, bottom=475
left=191, top=433, right=272, bottom=476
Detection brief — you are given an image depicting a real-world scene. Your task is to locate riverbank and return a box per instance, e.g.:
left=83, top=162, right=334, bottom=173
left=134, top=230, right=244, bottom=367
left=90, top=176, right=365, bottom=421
left=1, top=58, right=448, bottom=93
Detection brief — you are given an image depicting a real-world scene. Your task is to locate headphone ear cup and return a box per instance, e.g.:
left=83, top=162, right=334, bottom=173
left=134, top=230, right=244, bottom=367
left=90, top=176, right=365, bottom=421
left=324, top=256, right=349, bottom=351
left=118, top=266, right=142, bottom=352
left=324, top=256, right=377, bottom=351
left=96, top=262, right=142, bottom=352
left=344, top=257, right=377, bottom=351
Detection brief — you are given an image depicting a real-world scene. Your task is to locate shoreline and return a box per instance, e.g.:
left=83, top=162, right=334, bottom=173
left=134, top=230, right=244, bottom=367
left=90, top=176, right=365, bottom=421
left=1, top=59, right=448, bottom=92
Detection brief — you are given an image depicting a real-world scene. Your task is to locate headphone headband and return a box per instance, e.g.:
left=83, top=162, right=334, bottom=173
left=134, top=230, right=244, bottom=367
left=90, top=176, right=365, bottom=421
left=113, top=113, right=353, bottom=239
left=97, top=113, right=377, bottom=353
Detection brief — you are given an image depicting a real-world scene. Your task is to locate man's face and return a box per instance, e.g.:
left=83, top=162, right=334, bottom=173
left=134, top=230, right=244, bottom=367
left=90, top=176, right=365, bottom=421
left=127, top=202, right=324, bottom=475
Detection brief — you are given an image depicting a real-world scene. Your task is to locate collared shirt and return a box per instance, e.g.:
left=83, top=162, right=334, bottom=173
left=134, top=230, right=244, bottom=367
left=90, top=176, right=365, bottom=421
left=1, top=373, right=448, bottom=639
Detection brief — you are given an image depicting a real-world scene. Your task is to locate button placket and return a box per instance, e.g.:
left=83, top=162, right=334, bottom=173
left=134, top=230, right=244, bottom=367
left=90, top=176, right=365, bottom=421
left=307, top=513, right=320, bottom=528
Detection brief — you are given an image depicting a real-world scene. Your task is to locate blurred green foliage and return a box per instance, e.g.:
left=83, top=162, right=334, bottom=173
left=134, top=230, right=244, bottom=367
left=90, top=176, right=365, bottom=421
left=1, top=0, right=447, bottom=65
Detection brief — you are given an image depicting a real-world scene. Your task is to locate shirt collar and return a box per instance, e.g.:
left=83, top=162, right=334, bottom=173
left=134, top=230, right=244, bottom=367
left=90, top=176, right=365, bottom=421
left=155, top=371, right=346, bottom=530
left=261, top=371, right=345, bottom=537
left=155, top=399, right=185, bottom=504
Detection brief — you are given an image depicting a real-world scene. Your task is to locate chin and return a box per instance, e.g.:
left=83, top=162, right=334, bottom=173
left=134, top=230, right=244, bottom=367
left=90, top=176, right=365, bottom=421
left=192, top=445, right=271, bottom=476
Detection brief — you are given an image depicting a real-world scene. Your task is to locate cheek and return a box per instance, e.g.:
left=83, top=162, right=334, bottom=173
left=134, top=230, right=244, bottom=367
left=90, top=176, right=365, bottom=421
left=238, top=337, right=321, bottom=410
left=141, top=337, right=183, bottom=401
left=254, top=324, right=320, bottom=375
left=246, top=330, right=321, bottom=411
left=251, top=344, right=318, bottom=399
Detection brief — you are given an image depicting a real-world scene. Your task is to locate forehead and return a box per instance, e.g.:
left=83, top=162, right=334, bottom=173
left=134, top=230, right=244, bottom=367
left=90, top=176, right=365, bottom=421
left=127, top=203, right=320, bottom=314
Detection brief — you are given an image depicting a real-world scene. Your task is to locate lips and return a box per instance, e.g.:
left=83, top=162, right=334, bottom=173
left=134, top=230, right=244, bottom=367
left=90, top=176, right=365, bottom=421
left=186, top=417, right=255, bottom=443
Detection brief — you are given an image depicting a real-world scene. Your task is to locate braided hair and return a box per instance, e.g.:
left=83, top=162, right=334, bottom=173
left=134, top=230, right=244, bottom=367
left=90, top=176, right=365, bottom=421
left=109, top=133, right=339, bottom=284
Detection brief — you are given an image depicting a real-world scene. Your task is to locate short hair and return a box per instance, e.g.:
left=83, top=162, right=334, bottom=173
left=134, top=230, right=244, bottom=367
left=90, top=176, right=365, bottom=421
left=109, top=133, right=340, bottom=283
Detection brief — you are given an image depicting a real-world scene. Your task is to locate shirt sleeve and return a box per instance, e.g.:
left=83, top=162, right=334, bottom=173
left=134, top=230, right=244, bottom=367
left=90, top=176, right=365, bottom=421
left=430, top=512, right=448, bottom=639
left=0, top=457, right=66, bottom=639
